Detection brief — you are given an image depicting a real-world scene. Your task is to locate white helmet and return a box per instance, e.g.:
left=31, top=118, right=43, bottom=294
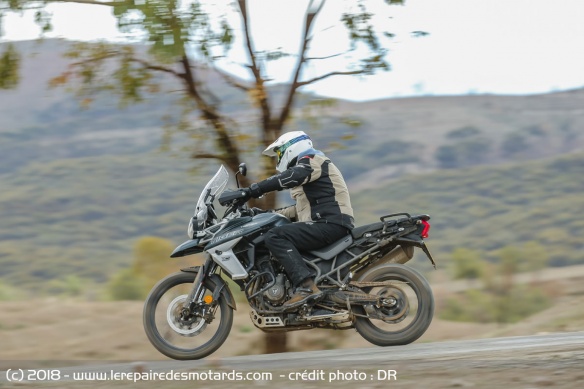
left=263, top=131, right=313, bottom=172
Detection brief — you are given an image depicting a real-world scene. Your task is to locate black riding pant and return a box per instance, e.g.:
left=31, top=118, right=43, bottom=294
left=264, top=221, right=349, bottom=287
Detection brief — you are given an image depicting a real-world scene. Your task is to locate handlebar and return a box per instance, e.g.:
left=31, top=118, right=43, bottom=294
left=218, top=188, right=251, bottom=207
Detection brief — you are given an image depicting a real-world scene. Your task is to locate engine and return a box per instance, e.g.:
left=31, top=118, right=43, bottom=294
left=263, top=273, right=287, bottom=304
left=255, top=256, right=288, bottom=305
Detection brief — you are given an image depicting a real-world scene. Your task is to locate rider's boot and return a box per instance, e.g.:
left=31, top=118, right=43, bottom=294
left=282, top=278, right=322, bottom=308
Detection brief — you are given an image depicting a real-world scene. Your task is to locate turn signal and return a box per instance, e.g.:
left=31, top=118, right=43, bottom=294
left=204, top=295, right=213, bottom=304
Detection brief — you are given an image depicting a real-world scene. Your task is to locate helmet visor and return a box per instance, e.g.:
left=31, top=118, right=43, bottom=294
left=275, top=147, right=284, bottom=163
left=273, top=134, right=311, bottom=164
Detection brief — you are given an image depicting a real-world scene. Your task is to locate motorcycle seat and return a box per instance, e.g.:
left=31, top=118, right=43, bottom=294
left=307, top=234, right=353, bottom=260
left=351, top=222, right=384, bottom=239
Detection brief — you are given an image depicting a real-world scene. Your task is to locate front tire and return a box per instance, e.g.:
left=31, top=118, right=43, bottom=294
left=354, top=264, right=434, bottom=346
left=143, top=271, right=233, bottom=360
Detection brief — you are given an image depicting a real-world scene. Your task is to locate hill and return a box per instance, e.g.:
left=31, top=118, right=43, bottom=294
left=1, top=39, right=583, bottom=293
left=351, top=151, right=584, bottom=266
left=2, top=39, right=584, bottom=179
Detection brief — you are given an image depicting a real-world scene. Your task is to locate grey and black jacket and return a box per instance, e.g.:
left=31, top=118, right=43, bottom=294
left=251, top=149, right=354, bottom=230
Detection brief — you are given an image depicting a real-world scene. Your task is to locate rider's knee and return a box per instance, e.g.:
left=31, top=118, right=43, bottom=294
left=264, top=229, right=278, bottom=247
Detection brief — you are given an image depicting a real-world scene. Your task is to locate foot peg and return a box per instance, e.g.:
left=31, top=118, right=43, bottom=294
left=281, top=293, right=324, bottom=311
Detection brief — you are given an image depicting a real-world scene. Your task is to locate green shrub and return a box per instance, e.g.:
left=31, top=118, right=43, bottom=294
left=0, top=281, right=22, bottom=301
left=439, top=285, right=551, bottom=324
left=40, top=275, right=93, bottom=298
left=107, top=268, right=147, bottom=301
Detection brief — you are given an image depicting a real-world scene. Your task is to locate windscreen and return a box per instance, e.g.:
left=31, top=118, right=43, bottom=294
left=195, top=165, right=229, bottom=216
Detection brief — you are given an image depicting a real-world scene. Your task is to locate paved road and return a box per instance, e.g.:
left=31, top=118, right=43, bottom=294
left=2, top=331, right=583, bottom=388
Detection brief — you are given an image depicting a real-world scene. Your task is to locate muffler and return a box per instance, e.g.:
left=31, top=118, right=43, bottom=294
left=354, top=245, right=414, bottom=279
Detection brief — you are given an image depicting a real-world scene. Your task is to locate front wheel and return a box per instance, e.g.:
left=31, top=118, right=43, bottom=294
left=354, top=264, right=434, bottom=346
left=143, top=271, right=233, bottom=360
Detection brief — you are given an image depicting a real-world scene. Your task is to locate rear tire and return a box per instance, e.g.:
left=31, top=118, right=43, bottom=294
left=354, top=264, right=434, bottom=346
left=143, top=271, right=233, bottom=360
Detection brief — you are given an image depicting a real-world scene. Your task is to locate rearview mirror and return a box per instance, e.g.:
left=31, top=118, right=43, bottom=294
left=238, top=163, right=247, bottom=177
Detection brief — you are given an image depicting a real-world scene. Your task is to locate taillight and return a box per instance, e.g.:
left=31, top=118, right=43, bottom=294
left=420, top=220, right=430, bottom=239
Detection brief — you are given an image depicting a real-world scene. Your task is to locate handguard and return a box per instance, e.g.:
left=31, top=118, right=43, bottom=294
left=218, top=188, right=251, bottom=206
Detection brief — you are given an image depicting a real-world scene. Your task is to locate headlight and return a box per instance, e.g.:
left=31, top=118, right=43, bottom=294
left=187, top=208, right=209, bottom=239
left=187, top=217, right=196, bottom=239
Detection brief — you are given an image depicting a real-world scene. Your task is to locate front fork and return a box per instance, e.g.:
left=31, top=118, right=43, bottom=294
left=183, top=255, right=217, bottom=318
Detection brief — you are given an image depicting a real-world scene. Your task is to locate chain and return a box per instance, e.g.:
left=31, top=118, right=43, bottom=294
left=313, top=303, right=370, bottom=319
left=349, top=280, right=410, bottom=288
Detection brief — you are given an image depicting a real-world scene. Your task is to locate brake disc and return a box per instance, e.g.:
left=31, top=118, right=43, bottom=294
left=166, top=294, right=207, bottom=337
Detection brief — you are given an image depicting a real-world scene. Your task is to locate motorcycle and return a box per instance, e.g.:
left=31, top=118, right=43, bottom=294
left=143, top=164, right=436, bottom=360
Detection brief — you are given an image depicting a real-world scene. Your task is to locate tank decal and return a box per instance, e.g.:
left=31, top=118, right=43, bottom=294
left=205, top=213, right=291, bottom=250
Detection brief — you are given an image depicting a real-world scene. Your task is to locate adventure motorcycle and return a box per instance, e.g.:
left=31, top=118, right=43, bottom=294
left=143, top=164, right=436, bottom=360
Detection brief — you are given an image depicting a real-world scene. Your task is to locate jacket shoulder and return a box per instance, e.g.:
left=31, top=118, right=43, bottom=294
left=297, top=152, right=329, bottom=165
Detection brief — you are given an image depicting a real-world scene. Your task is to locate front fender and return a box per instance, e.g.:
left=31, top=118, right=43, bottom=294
left=180, top=266, right=236, bottom=310
left=171, top=239, right=203, bottom=258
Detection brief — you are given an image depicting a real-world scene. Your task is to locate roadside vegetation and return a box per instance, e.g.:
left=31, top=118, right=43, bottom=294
left=1, top=150, right=582, bottom=301
left=439, top=243, right=553, bottom=323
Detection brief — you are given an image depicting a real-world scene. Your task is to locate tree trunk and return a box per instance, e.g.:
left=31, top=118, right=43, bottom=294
left=221, top=168, right=289, bottom=353
left=264, top=331, right=287, bottom=354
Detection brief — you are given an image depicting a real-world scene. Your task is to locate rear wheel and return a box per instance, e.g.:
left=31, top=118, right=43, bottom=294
left=354, top=264, right=434, bottom=346
left=143, top=271, right=233, bottom=360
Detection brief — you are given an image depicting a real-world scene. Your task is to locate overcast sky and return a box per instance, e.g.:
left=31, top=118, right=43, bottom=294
left=2, top=0, right=584, bottom=101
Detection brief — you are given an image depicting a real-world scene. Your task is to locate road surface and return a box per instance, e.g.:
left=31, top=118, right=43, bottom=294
left=2, top=331, right=583, bottom=388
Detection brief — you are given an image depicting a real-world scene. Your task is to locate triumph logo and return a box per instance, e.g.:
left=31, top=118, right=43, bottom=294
left=210, top=229, right=244, bottom=245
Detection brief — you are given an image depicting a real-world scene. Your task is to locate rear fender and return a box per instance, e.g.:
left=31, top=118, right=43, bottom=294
left=180, top=266, right=237, bottom=310
left=394, top=234, right=436, bottom=269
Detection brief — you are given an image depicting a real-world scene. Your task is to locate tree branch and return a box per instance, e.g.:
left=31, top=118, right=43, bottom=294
left=237, top=0, right=271, bottom=135
left=191, top=152, right=228, bottom=163
left=130, top=58, right=183, bottom=78
left=237, top=0, right=263, bottom=86
left=48, top=0, right=126, bottom=6
left=277, top=0, right=326, bottom=130
left=305, top=52, right=343, bottom=61
left=69, top=52, right=118, bottom=66
left=180, top=55, right=242, bottom=173
left=69, top=52, right=184, bottom=80
left=181, top=56, right=220, bottom=120
left=297, top=70, right=364, bottom=87
left=212, top=65, right=251, bottom=92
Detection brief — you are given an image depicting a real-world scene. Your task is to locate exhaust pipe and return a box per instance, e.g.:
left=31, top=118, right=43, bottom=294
left=354, top=245, right=414, bottom=280
left=381, top=245, right=414, bottom=265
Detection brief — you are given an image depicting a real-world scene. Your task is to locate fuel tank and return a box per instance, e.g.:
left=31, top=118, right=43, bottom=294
left=205, top=212, right=290, bottom=250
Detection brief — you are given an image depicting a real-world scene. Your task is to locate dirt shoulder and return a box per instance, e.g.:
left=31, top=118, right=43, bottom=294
left=0, top=265, right=583, bottom=362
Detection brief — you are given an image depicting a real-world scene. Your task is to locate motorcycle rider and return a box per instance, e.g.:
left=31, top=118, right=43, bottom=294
left=244, top=131, right=355, bottom=308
